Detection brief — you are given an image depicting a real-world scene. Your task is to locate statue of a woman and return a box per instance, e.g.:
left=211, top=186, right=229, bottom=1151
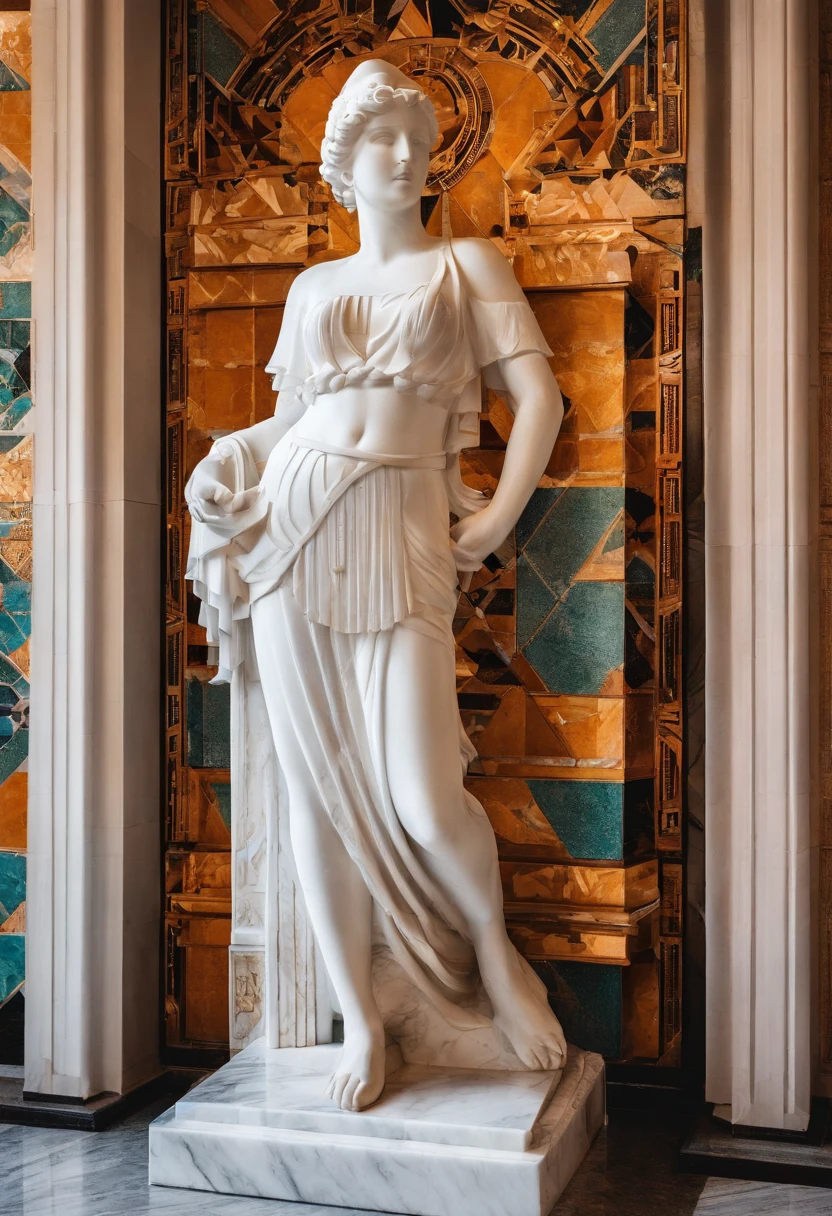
left=185, top=59, right=567, bottom=1114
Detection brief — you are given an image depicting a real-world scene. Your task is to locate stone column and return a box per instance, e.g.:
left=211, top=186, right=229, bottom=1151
left=702, top=0, right=813, bottom=1130
left=25, top=0, right=161, bottom=1099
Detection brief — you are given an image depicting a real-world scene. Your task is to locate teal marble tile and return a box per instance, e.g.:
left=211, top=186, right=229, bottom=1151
left=587, top=0, right=647, bottom=73
left=0, top=282, right=30, bottom=319
left=0, top=934, right=24, bottom=1007
left=0, top=392, right=31, bottom=428
left=0, top=728, right=27, bottom=785
left=523, top=581, right=624, bottom=694
left=211, top=782, right=232, bottom=831
left=516, top=553, right=555, bottom=649
left=0, top=355, right=26, bottom=409
left=0, top=653, right=28, bottom=696
left=0, top=851, right=25, bottom=921
left=0, top=611, right=26, bottom=654
left=529, top=779, right=623, bottom=860
left=0, top=59, right=29, bottom=92
left=202, top=12, right=244, bottom=87
left=0, top=185, right=27, bottom=259
left=523, top=488, right=624, bottom=601
left=187, top=676, right=230, bottom=769
left=534, top=960, right=622, bottom=1059
left=604, top=519, right=625, bottom=555
left=2, top=581, right=30, bottom=615
left=516, top=488, right=563, bottom=550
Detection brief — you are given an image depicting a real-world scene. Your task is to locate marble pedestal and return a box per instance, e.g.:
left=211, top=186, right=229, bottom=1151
left=149, top=1039, right=605, bottom=1216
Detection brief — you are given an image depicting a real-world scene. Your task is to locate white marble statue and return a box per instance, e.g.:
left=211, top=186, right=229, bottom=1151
left=185, top=59, right=566, bottom=1114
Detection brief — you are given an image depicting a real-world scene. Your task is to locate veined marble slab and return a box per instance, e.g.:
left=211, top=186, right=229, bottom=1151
left=174, top=1038, right=559, bottom=1151
left=149, top=1043, right=605, bottom=1216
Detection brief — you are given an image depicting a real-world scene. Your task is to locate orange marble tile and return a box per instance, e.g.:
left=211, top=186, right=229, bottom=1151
left=470, top=777, right=563, bottom=852
left=0, top=769, right=26, bottom=851
left=500, top=857, right=659, bottom=908
left=0, top=14, right=30, bottom=83
left=189, top=268, right=297, bottom=309
left=623, top=959, right=660, bottom=1058
left=490, top=71, right=557, bottom=171
left=448, top=152, right=506, bottom=238
left=0, top=436, right=31, bottom=503
left=208, top=0, right=276, bottom=47
left=515, top=239, right=632, bottom=289
left=477, top=61, right=532, bottom=116
left=0, top=95, right=29, bottom=169
left=282, top=76, right=337, bottom=156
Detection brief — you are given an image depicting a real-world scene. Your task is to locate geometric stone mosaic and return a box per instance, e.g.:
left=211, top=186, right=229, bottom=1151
left=0, top=9, right=31, bottom=1062
left=164, top=0, right=686, bottom=1066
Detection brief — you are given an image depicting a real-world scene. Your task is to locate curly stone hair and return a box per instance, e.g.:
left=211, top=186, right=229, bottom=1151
left=319, top=63, right=439, bottom=212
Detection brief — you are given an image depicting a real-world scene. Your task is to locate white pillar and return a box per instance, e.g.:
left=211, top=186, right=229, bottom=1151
left=703, top=0, right=813, bottom=1130
left=25, top=0, right=161, bottom=1099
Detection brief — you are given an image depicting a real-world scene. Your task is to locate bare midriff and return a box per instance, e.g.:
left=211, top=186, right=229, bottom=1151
left=293, top=385, right=450, bottom=457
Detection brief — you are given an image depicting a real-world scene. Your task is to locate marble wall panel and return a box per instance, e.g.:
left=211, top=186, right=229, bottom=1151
left=164, top=0, right=687, bottom=1064
left=0, top=9, right=30, bottom=1065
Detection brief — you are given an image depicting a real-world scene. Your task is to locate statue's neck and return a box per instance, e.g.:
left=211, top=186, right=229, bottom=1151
left=352, top=199, right=434, bottom=264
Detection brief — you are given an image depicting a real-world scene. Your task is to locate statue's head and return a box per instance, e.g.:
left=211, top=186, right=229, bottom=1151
left=320, top=59, right=438, bottom=213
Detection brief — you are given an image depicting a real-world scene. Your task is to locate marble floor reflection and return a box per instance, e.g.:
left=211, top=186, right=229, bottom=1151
left=1, top=1098, right=830, bottom=1216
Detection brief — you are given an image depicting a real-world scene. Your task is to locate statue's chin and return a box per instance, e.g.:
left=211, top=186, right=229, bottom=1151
left=354, top=183, right=427, bottom=212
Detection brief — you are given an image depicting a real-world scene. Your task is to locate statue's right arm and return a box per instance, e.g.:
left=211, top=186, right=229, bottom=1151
left=187, top=273, right=312, bottom=522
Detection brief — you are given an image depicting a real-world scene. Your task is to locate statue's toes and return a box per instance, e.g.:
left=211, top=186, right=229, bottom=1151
left=353, top=1075, right=384, bottom=1111
left=330, top=1072, right=350, bottom=1108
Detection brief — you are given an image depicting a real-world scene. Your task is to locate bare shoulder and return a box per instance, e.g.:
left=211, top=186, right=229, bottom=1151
left=450, top=237, right=525, bottom=303
left=288, top=257, right=353, bottom=304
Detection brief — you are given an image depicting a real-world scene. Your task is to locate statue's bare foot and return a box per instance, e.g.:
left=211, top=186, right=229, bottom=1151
left=486, top=950, right=567, bottom=1071
left=325, top=1019, right=386, bottom=1111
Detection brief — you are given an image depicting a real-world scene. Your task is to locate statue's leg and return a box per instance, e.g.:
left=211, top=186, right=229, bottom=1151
left=250, top=591, right=386, bottom=1112
left=384, top=622, right=566, bottom=1070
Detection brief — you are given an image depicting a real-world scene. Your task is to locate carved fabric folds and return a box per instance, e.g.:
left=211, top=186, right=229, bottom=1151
left=185, top=241, right=556, bottom=1050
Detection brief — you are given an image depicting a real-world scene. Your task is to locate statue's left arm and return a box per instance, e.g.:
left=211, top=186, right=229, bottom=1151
left=450, top=240, right=564, bottom=568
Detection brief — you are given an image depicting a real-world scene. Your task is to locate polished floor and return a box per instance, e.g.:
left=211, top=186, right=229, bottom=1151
left=1, top=1098, right=830, bottom=1215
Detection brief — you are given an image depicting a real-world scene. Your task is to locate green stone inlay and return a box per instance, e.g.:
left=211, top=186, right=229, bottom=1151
left=529, top=779, right=623, bottom=860
left=0, top=728, right=27, bottom=785
left=516, top=488, right=563, bottom=551
left=202, top=12, right=245, bottom=87
left=587, top=0, right=647, bottom=72
left=0, top=393, right=31, bottom=427
left=0, top=60, right=29, bottom=92
left=523, top=488, right=624, bottom=602
left=523, top=581, right=624, bottom=695
left=516, top=553, right=555, bottom=650
left=0, top=186, right=27, bottom=259
left=0, top=282, right=30, bottom=319
left=0, top=851, right=25, bottom=922
left=535, top=960, right=622, bottom=1059
left=0, top=934, right=24, bottom=1007
left=187, top=676, right=230, bottom=769
left=211, top=782, right=232, bottom=831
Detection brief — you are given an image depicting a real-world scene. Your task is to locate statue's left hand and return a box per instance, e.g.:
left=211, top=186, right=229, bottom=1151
left=450, top=505, right=508, bottom=571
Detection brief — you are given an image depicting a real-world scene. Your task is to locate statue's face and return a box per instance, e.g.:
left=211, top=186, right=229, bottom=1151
left=348, top=100, right=433, bottom=212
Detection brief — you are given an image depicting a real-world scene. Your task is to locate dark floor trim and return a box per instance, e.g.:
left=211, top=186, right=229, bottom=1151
left=680, top=1102, right=832, bottom=1189
left=607, top=1079, right=700, bottom=1114
left=0, top=1067, right=204, bottom=1131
